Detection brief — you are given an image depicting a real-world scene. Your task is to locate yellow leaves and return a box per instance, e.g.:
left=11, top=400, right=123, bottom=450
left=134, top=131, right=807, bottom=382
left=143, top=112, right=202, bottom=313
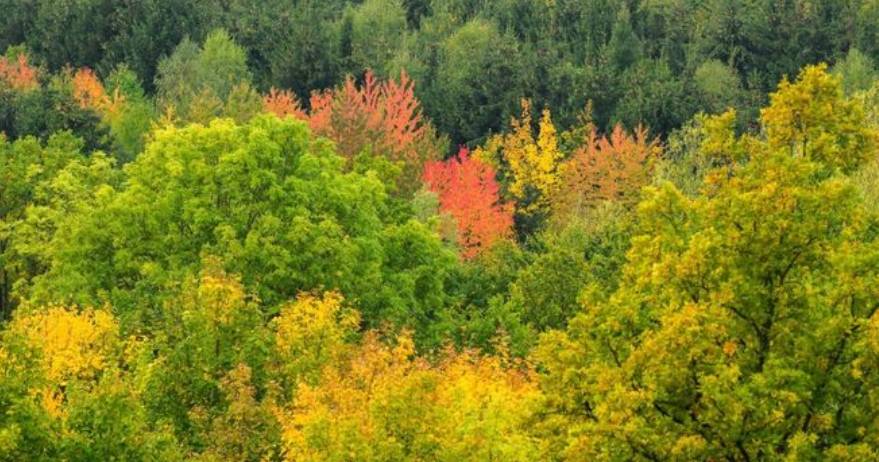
left=275, top=292, right=354, bottom=353
left=6, top=306, right=118, bottom=383
left=761, top=64, right=878, bottom=171
left=197, top=272, right=247, bottom=326
left=278, top=331, right=541, bottom=461
left=477, top=100, right=564, bottom=215
left=670, top=435, right=707, bottom=458
left=36, top=387, right=64, bottom=418
left=273, top=292, right=360, bottom=384
left=478, top=99, right=661, bottom=223
left=701, top=109, right=743, bottom=163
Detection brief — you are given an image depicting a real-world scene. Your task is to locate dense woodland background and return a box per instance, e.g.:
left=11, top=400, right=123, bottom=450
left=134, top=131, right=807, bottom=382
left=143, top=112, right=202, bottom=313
left=1, top=0, right=879, bottom=460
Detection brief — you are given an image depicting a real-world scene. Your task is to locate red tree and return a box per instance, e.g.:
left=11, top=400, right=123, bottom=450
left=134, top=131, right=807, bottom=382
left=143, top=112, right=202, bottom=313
left=423, top=147, right=513, bottom=259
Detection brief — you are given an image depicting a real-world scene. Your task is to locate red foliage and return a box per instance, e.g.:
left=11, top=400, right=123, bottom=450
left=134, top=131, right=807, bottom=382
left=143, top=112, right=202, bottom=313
left=423, top=147, right=514, bottom=259
left=0, top=54, right=39, bottom=91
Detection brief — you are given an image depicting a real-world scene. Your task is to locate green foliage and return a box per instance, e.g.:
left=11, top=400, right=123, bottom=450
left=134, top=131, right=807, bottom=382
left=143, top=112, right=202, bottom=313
left=2, top=2, right=879, bottom=459
left=345, top=0, right=407, bottom=77
left=15, top=115, right=459, bottom=346
left=0, top=77, right=107, bottom=152
left=428, top=19, right=529, bottom=145
left=155, top=30, right=259, bottom=123
left=613, top=58, right=691, bottom=135
left=0, top=132, right=84, bottom=318
left=762, top=64, right=877, bottom=172
left=833, top=48, right=878, bottom=96
left=103, top=65, right=155, bottom=163
left=694, top=59, right=744, bottom=114
left=606, top=5, right=641, bottom=71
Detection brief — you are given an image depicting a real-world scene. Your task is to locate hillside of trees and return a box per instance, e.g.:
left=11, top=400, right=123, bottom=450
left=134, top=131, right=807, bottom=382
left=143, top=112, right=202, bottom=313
left=1, top=0, right=879, bottom=460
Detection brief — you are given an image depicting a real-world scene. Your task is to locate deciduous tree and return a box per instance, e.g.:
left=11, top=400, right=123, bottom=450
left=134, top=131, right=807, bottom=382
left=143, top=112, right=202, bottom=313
left=423, top=147, right=513, bottom=259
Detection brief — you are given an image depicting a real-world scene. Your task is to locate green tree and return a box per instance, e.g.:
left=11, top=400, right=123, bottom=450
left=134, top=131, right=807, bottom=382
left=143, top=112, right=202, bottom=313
left=155, top=29, right=258, bottom=123
left=0, top=132, right=83, bottom=319
left=613, top=58, right=690, bottom=135
left=694, top=59, right=744, bottom=114
left=16, top=115, right=459, bottom=346
left=428, top=19, right=529, bottom=145
left=606, top=4, right=641, bottom=71
left=832, top=48, right=878, bottom=96
left=345, top=0, right=407, bottom=77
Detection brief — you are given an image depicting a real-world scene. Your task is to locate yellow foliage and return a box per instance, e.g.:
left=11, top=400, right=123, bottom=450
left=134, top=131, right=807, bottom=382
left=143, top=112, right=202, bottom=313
left=277, top=332, right=541, bottom=461
left=273, top=292, right=360, bottom=384
left=476, top=100, right=564, bottom=214
left=5, top=306, right=118, bottom=383
left=196, top=272, right=248, bottom=326
left=761, top=64, right=878, bottom=171
left=701, top=109, right=743, bottom=163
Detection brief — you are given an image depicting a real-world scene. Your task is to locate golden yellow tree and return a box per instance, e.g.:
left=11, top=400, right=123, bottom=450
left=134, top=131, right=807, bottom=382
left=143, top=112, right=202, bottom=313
left=277, top=331, right=542, bottom=461
left=272, top=292, right=359, bottom=386
left=476, top=100, right=565, bottom=215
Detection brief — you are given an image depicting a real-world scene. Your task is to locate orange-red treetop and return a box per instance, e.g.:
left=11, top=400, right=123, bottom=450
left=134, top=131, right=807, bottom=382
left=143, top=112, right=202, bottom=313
left=423, top=147, right=513, bottom=259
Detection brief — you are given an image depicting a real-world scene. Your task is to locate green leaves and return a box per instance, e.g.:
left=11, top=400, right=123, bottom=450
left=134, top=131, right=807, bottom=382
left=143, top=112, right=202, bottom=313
left=14, top=115, right=458, bottom=346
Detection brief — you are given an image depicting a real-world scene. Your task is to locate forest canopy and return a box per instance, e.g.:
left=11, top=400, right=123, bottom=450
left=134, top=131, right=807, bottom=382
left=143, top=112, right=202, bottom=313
left=1, top=1, right=879, bottom=460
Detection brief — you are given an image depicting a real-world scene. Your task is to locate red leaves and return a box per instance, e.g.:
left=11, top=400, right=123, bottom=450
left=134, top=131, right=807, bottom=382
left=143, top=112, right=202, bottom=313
left=423, top=148, right=513, bottom=259
left=0, top=54, right=38, bottom=91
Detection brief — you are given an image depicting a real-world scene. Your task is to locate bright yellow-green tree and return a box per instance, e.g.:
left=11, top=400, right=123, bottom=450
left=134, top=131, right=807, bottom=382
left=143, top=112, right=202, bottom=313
left=761, top=64, right=877, bottom=172
left=536, top=64, right=879, bottom=461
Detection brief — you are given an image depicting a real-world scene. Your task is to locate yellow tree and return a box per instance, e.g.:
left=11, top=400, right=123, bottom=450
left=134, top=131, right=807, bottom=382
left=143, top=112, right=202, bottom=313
left=535, top=64, right=879, bottom=461
left=761, top=64, right=877, bottom=172
left=272, top=292, right=360, bottom=387
left=0, top=306, right=182, bottom=459
left=277, top=331, right=542, bottom=461
left=476, top=100, right=565, bottom=215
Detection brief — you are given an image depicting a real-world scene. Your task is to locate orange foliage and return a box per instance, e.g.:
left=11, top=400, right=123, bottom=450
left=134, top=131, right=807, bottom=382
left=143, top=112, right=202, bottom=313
left=264, top=70, right=443, bottom=192
left=423, top=147, right=514, bottom=259
left=263, top=87, right=306, bottom=119
left=0, top=53, right=39, bottom=91
left=310, top=70, right=437, bottom=165
left=553, top=123, right=659, bottom=218
left=71, top=68, right=109, bottom=111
